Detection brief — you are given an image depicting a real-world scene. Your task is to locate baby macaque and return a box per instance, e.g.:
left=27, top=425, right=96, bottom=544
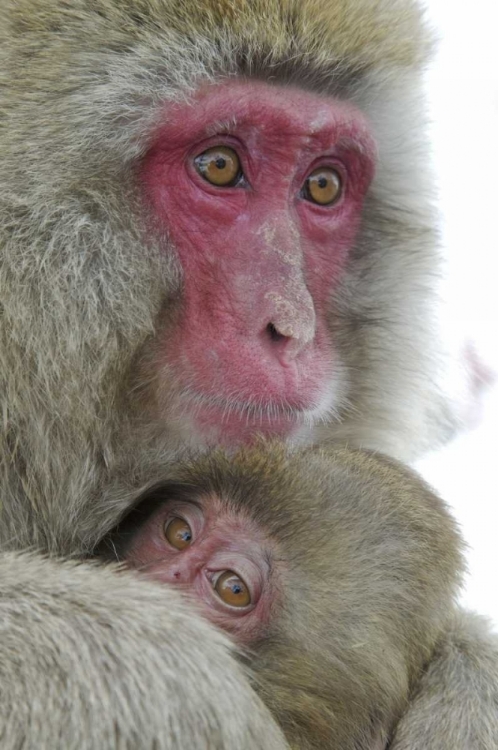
left=102, top=444, right=465, bottom=750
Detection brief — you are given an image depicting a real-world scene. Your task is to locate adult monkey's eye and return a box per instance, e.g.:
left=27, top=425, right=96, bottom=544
left=304, top=167, right=343, bottom=206
left=214, top=570, right=251, bottom=607
left=164, top=517, right=193, bottom=550
left=194, top=146, right=242, bottom=187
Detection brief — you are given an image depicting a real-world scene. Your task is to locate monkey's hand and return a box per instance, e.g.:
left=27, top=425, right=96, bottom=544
left=389, top=608, right=498, bottom=749
left=0, top=552, right=289, bottom=750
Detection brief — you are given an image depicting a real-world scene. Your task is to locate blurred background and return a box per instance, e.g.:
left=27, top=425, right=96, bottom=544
left=418, top=0, right=498, bottom=626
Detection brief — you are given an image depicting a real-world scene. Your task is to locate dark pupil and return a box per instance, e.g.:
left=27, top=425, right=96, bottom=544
left=181, top=530, right=192, bottom=542
left=231, top=584, right=242, bottom=594
left=318, top=177, right=328, bottom=189
left=215, top=157, right=227, bottom=170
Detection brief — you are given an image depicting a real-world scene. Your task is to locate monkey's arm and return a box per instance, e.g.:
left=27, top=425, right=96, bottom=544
left=0, top=552, right=288, bottom=750
left=390, top=608, right=498, bottom=749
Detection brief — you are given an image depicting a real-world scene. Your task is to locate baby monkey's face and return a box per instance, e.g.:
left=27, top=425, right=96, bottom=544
left=125, top=492, right=280, bottom=644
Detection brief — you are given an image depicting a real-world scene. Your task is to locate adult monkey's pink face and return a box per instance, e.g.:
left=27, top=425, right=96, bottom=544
left=142, top=81, right=375, bottom=445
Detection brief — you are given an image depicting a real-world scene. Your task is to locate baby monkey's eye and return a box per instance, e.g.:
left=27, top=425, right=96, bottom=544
left=303, top=167, right=343, bottom=206
left=214, top=570, right=251, bottom=607
left=194, top=146, right=242, bottom=187
left=164, top=517, right=193, bottom=550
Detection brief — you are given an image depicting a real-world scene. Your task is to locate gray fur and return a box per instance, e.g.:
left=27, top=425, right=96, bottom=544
left=391, top=609, right=498, bottom=749
left=0, top=0, right=448, bottom=561
left=0, top=0, right=490, bottom=748
left=0, top=552, right=288, bottom=750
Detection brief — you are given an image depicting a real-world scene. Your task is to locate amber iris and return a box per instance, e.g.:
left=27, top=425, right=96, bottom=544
left=214, top=570, right=251, bottom=607
left=194, top=146, right=242, bottom=187
left=305, top=167, right=342, bottom=205
left=164, top=517, right=193, bottom=550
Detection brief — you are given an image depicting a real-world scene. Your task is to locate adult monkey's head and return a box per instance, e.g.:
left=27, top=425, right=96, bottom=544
left=0, top=1, right=446, bottom=551
left=142, top=80, right=376, bottom=445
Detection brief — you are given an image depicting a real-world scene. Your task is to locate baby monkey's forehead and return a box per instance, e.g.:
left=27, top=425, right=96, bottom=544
left=116, top=445, right=454, bottom=556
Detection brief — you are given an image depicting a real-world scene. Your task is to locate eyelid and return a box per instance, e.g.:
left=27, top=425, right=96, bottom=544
left=194, top=146, right=242, bottom=187
left=205, top=553, right=266, bottom=605
left=207, top=569, right=255, bottom=612
left=159, top=501, right=204, bottom=541
left=188, top=136, right=251, bottom=188
left=303, top=157, right=347, bottom=183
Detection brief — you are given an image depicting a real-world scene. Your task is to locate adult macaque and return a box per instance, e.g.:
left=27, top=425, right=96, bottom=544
left=104, top=444, right=498, bottom=750
left=0, top=0, right=484, bottom=747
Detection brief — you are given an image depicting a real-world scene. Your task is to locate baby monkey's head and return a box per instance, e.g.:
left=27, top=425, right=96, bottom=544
left=104, top=444, right=464, bottom=750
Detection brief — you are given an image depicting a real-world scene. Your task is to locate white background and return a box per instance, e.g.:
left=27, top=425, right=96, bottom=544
left=418, top=1, right=498, bottom=628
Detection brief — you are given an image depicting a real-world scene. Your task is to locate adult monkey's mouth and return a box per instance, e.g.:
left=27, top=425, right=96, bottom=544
left=175, top=385, right=339, bottom=443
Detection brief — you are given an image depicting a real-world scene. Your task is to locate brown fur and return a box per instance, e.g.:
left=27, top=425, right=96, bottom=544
left=111, top=444, right=498, bottom=750
left=131, top=443, right=463, bottom=749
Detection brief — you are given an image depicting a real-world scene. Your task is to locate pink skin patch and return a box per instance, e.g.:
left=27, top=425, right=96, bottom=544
left=125, top=494, right=278, bottom=645
left=142, top=80, right=375, bottom=443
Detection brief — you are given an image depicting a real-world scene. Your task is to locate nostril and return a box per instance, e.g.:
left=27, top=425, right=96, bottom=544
left=267, top=322, right=286, bottom=343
